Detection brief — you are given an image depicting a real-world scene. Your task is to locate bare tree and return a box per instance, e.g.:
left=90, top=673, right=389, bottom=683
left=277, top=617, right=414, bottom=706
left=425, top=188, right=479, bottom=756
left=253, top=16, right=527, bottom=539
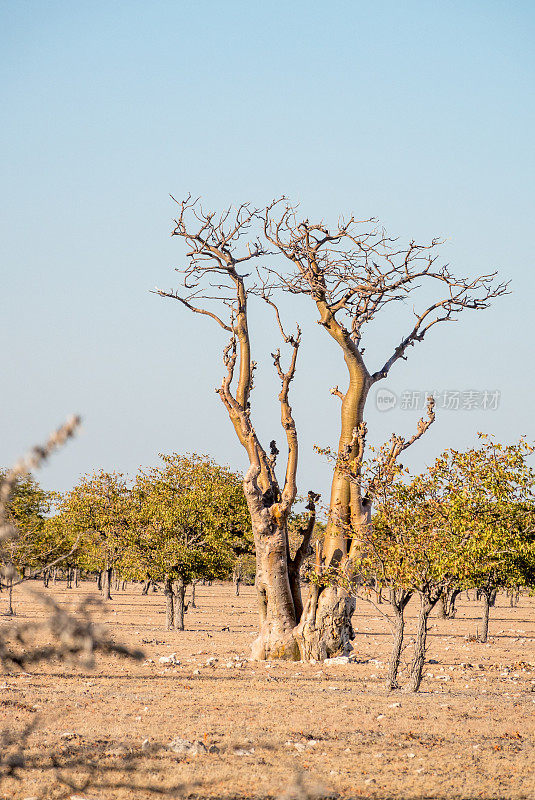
left=157, top=195, right=506, bottom=661
left=155, top=197, right=316, bottom=659
left=263, top=200, right=508, bottom=657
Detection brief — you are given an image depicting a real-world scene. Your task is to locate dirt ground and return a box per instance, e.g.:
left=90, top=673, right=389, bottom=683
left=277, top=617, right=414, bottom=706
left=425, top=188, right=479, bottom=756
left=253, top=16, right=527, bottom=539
left=0, top=581, right=533, bottom=800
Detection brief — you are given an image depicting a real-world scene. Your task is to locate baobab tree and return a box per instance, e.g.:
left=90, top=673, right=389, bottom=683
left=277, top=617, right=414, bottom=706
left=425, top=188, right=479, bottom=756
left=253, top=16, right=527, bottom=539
left=156, top=196, right=507, bottom=660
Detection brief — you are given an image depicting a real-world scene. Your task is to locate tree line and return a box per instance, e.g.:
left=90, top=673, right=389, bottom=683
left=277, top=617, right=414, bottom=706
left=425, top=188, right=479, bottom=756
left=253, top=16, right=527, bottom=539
left=1, top=453, right=255, bottom=629
left=3, top=434, right=534, bottom=694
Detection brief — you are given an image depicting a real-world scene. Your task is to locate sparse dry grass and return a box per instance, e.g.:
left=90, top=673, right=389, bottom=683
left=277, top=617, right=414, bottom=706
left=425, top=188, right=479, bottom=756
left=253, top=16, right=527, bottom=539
left=0, top=581, right=534, bottom=799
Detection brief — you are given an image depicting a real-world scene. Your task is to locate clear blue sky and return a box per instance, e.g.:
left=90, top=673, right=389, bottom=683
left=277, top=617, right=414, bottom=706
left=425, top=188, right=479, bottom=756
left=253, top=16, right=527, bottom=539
left=1, top=0, right=534, bottom=502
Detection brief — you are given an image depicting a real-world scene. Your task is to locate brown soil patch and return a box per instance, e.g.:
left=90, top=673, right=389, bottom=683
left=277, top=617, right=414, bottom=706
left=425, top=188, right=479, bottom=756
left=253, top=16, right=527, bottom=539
left=0, top=581, right=534, bottom=799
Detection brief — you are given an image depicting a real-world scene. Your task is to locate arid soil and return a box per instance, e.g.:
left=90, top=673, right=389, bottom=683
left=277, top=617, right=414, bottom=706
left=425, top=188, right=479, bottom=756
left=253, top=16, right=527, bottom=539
left=0, top=581, right=534, bottom=800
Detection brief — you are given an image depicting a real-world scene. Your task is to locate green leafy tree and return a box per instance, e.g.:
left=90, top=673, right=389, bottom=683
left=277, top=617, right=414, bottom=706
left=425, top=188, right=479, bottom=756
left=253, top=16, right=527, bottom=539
left=359, top=435, right=535, bottom=692
left=128, top=454, right=252, bottom=630
left=54, top=470, right=131, bottom=599
left=425, top=436, right=535, bottom=641
left=0, top=471, right=54, bottom=614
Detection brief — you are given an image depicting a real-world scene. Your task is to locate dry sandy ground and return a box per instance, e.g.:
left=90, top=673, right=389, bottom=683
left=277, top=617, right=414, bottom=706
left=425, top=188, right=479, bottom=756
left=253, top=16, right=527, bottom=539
left=0, top=581, right=534, bottom=800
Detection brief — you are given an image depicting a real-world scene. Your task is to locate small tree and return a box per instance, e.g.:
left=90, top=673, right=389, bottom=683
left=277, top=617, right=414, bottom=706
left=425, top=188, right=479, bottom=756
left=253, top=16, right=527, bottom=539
left=426, top=436, right=535, bottom=642
left=128, top=454, right=252, bottom=630
left=369, top=479, right=457, bottom=692
left=0, top=472, right=54, bottom=614
left=359, top=435, right=535, bottom=691
left=55, top=470, right=131, bottom=600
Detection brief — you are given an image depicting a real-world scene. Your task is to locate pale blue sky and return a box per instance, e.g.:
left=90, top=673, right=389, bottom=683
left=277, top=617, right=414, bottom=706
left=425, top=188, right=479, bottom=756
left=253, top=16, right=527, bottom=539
left=1, top=1, right=534, bottom=501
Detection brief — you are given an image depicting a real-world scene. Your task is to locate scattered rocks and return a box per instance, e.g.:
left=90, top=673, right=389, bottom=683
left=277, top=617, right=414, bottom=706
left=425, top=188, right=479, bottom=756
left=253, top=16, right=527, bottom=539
left=324, top=655, right=356, bottom=665
left=285, top=739, right=319, bottom=751
left=168, top=737, right=207, bottom=757
left=159, top=653, right=180, bottom=665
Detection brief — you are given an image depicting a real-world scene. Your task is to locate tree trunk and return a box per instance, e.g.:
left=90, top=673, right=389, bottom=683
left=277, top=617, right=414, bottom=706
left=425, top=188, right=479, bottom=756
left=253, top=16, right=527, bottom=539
left=387, top=589, right=412, bottom=690
left=438, top=593, right=447, bottom=618
left=480, top=589, right=492, bottom=643
left=141, top=578, right=151, bottom=595
left=173, top=578, right=186, bottom=631
left=73, top=568, right=79, bottom=588
left=234, top=574, right=241, bottom=596
left=97, top=571, right=103, bottom=591
left=250, top=518, right=301, bottom=661
left=190, top=582, right=197, bottom=609
left=102, top=566, right=113, bottom=600
left=447, top=588, right=460, bottom=618
left=43, top=569, right=49, bottom=588
left=294, top=584, right=355, bottom=661
left=7, top=579, right=14, bottom=616
left=439, top=587, right=460, bottom=618
left=66, top=567, right=72, bottom=589
left=164, top=576, right=174, bottom=631
left=405, top=591, right=440, bottom=693
left=52, top=567, right=58, bottom=585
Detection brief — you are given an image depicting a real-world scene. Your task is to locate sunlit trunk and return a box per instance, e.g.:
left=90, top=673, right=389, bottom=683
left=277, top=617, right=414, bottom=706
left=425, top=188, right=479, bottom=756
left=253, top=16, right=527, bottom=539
left=250, top=516, right=300, bottom=661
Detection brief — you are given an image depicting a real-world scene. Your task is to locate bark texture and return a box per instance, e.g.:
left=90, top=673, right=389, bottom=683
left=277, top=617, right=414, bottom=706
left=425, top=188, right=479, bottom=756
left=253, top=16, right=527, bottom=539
left=405, top=591, right=441, bottom=692
left=250, top=515, right=300, bottom=661
left=387, top=589, right=413, bottom=690
left=295, top=585, right=356, bottom=661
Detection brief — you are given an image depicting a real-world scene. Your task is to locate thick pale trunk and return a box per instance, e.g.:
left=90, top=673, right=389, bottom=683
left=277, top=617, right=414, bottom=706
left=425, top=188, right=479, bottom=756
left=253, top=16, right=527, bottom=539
left=251, top=520, right=300, bottom=661
left=295, top=584, right=355, bottom=661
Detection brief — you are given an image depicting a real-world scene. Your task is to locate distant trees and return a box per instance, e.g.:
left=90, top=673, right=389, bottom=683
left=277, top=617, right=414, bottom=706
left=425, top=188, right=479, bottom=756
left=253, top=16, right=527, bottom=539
left=0, top=472, right=51, bottom=614
left=40, top=454, right=253, bottom=629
